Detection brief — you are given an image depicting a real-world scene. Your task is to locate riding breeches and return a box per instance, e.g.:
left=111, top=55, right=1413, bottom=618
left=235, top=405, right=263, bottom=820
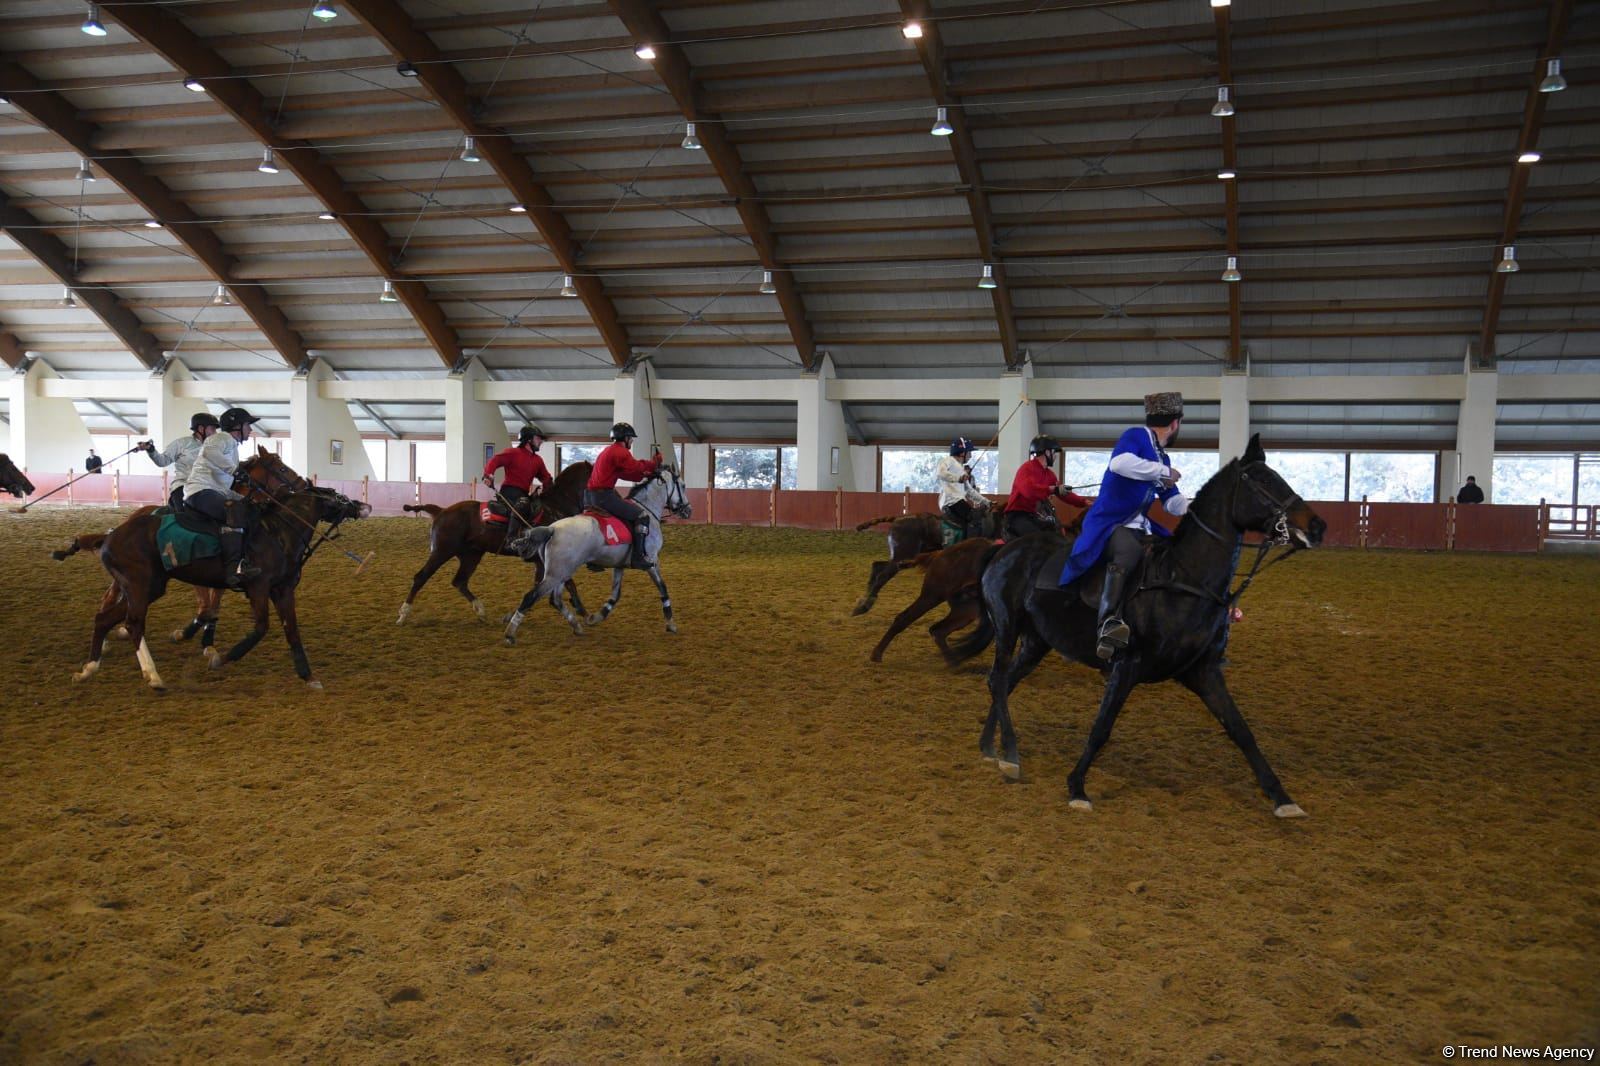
left=943, top=501, right=986, bottom=540
left=583, top=488, right=644, bottom=526
left=1101, top=525, right=1144, bottom=572
left=1002, top=511, right=1056, bottom=539
left=184, top=489, right=253, bottom=530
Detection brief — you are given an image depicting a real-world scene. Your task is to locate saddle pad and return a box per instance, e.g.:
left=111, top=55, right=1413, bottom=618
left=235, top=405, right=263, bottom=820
left=1033, top=544, right=1079, bottom=594
left=479, top=503, right=509, bottom=526
left=583, top=510, right=632, bottom=545
left=157, top=513, right=220, bottom=571
left=939, top=520, right=965, bottom=548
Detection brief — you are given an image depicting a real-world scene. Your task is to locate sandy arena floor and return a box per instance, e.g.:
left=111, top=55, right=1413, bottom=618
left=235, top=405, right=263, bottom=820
left=1, top=507, right=1596, bottom=1063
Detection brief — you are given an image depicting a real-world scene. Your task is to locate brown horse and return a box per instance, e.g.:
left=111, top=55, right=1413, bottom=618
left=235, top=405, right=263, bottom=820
left=54, top=520, right=224, bottom=655
left=0, top=453, right=35, bottom=498
left=397, top=461, right=590, bottom=623
left=74, top=451, right=368, bottom=690
left=867, top=537, right=997, bottom=663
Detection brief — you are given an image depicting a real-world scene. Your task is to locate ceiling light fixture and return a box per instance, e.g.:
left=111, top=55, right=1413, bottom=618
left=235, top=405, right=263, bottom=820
left=635, top=43, right=656, bottom=60
left=1210, top=0, right=1231, bottom=7
left=183, top=77, right=206, bottom=93
left=317, top=211, right=335, bottom=221
left=312, top=0, right=338, bottom=21
left=75, top=157, right=96, bottom=182
left=1217, top=167, right=1237, bottom=180
left=60, top=287, right=78, bottom=308
left=902, top=21, right=923, bottom=39
left=759, top=269, right=777, bottom=295
left=978, top=264, right=997, bottom=290
left=212, top=284, right=232, bottom=306
left=143, top=219, right=162, bottom=229
left=1211, top=86, right=1234, bottom=117
left=460, top=136, right=480, bottom=163
left=396, top=61, right=419, bottom=77
left=379, top=280, right=398, bottom=303
left=1518, top=149, right=1542, bottom=164
left=560, top=275, right=579, bottom=297
left=681, top=122, right=702, bottom=150
left=1539, top=58, right=1567, bottom=93
left=81, top=2, right=106, bottom=36
left=1496, top=246, right=1519, bottom=273
left=1221, top=255, right=1242, bottom=283
left=509, top=203, right=527, bottom=213
left=257, top=147, right=279, bottom=174
left=931, top=106, right=953, bottom=137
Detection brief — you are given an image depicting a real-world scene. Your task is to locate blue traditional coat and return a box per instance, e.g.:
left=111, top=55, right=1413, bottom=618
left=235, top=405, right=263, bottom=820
left=1059, top=426, right=1183, bottom=586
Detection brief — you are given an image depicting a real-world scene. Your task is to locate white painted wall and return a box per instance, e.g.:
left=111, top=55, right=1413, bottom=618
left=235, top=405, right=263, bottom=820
left=147, top=358, right=214, bottom=451
left=289, top=359, right=375, bottom=480
left=795, top=354, right=854, bottom=490
left=444, top=360, right=504, bottom=482
left=8, top=358, right=93, bottom=471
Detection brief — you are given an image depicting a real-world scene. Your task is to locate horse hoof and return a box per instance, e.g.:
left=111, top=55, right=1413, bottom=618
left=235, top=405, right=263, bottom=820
left=472, top=600, right=486, bottom=621
left=1068, top=798, right=1093, bottom=812
left=665, top=622, right=678, bottom=635
left=73, top=664, right=98, bottom=683
left=502, top=635, right=516, bottom=647
left=569, top=625, right=586, bottom=637
left=1274, top=803, right=1307, bottom=819
left=306, top=679, right=324, bottom=691
left=147, top=680, right=166, bottom=693
left=170, top=628, right=185, bottom=643
left=208, top=655, right=225, bottom=671
left=395, top=604, right=410, bottom=625
left=998, top=760, right=1021, bottom=781
left=585, top=614, right=604, bottom=626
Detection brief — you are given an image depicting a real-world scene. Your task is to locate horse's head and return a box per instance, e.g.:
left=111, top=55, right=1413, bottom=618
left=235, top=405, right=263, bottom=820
left=307, top=484, right=370, bottom=526
left=0, top=453, right=35, bottom=499
left=630, top=465, right=693, bottom=521
left=237, top=448, right=309, bottom=503
left=1231, top=435, right=1325, bottom=548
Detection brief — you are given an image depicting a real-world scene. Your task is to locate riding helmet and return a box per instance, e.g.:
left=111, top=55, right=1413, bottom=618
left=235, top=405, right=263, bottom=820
left=518, top=424, right=545, bottom=445
left=949, top=436, right=975, bottom=456
left=1028, top=434, right=1060, bottom=457
left=610, top=422, right=637, bottom=442
left=190, top=411, right=221, bottom=432
left=219, top=407, right=261, bottom=433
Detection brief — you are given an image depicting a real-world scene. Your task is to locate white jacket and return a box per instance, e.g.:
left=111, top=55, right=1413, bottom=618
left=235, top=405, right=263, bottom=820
left=182, top=431, right=243, bottom=500
left=937, top=454, right=989, bottom=510
left=147, top=435, right=204, bottom=484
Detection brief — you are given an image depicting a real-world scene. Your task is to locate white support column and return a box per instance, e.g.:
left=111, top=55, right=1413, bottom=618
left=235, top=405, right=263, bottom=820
left=1454, top=356, right=1499, bottom=501
left=7, top=356, right=93, bottom=471
left=1218, top=370, right=1251, bottom=462
left=682, top=443, right=711, bottom=489
left=997, top=363, right=1038, bottom=482
left=146, top=357, right=214, bottom=449
left=444, top=358, right=506, bottom=482
left=289, top=359, right=376, bottom=480
left=849, top=445, right=878, bottom=492
left=795, top=353, right=853, bottom=490
left=613, top=361, right=676, bottom=461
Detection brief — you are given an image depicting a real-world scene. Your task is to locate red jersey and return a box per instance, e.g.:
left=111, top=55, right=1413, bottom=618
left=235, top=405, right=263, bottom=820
left=587, top=441, right=658, bottom=491
left=483, top=445, right=552, bottom=493
left=1005, top=458, right=1089, bottom=513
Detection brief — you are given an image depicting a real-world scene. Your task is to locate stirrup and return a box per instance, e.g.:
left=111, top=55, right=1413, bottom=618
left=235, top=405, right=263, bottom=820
left=1095, top=617, right=1130, bottom=661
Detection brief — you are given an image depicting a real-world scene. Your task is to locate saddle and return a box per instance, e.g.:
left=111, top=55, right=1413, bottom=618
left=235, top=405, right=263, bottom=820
left=155, top=504, right=221, bottom=538
left=156, top=512, right=220, bottom=571
left=1033, top=534, right=1158, bottom=602
left=480, top=502, right=509, bottom=526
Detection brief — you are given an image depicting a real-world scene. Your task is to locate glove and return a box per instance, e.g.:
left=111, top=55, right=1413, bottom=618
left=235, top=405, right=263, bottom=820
left=139, top=440, right=155, bottom=452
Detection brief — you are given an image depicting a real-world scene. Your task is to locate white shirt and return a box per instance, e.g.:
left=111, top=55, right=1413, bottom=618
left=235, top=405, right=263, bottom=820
left=182, top=431, right=243, bottom=500
left=936, top=455, right=989, bottom=510
left=1107, top=428, right=1188, bottom=532
left=147, top=435, right=204, bottom=484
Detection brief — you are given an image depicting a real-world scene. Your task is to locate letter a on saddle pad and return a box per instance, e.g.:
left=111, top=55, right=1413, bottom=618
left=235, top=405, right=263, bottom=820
left=479, top=503, right=508, bottom=526
left=156, top=513, right=221, bottom=571
left=585, top=511, right=632, bottom=545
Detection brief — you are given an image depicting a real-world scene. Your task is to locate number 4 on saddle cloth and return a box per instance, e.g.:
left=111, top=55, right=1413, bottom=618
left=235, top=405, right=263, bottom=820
left=585, top=510, right=633, bottom=545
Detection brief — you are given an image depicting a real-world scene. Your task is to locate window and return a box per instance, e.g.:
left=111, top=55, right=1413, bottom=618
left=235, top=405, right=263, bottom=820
left=1579, top=456, right=1600, bottom=506
left=1060, top=450, right=1107, bottom=492
left=1493, top=454, right=1574, bottom=505
left=1266, top=451, right=1345, bottom=502
left=362, top=440, right=387, bottom=480
left=1166, top=450, right=1220, bottom=494
left=559, top=443, right=604, bottom=471
left=880, top=449, right=999, bottom=494
left=714, top=446, right=778, bottom=488
left=780, top=447, right=797, bottom=489
left=413, top=440, right=446, bottom=482
left=1350, top=452, right=1435, bottom=503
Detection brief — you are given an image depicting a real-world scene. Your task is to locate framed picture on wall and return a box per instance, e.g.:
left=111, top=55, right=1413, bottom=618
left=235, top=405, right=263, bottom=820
left=330, top=439, right=344, bottom=465
left=830, top=447, right=841, bottom=476
left=484, top=443, right=495, bottom=465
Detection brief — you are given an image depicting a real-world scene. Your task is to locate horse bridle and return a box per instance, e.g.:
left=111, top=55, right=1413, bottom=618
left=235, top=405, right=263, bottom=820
left=237, top=456, right=308, bottom=504
left=1152, top=461, right=1307, bottom=610
left=628, top=469, right=691, bottom=524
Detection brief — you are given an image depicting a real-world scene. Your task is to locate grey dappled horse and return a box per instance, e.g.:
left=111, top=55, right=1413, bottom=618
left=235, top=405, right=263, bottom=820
left=502, top=467, right=693, bottom=642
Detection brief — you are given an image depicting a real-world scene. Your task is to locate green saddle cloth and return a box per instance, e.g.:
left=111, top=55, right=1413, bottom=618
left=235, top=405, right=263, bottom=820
left=939, top=520, right=966, bottom=548
left=157, top=512, right=220, bottom=571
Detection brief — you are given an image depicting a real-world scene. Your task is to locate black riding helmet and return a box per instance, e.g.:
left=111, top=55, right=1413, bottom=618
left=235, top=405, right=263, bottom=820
left=219, top=407, right=261, bottom=433
left=1028, top=434, right=1060, bottom=457
left=190, top=411, right=221, bottom=432
left=518, top=424, right=545, bottom=446
left=949, top=435, right=975, bottom=457
left=610, top=422, right=637, bottom=443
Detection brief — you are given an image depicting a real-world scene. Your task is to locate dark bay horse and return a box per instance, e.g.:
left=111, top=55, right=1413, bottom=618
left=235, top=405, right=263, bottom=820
left=75, top=451, right=368, bottom=690
left=0, top=453, right=35, bottom=498
left=397, top=461, right=589, bottom=623
left=868, top=537, right=994, bottom=663
left=946, top=435, right=1325, bottom=817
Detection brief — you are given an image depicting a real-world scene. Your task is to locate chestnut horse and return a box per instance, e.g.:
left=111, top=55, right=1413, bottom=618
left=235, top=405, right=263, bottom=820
left=0, top=453, right=34, bottom=498
left=397, top=461, right=589, bottom=623
left=74, top=451, right=368, bottom=690
left=54, top=522, right=224, bottom=655
left=867, top=537, right=997, bottom=663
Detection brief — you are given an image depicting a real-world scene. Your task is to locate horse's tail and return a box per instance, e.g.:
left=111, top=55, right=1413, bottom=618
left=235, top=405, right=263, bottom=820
left=854, top=515, right=901, bottom=532
left=403, top=503, right=443, bottom=517
left=51, top=531, right=108, bottom=562
left=943, top=543, right=1005, bottom=666
left=514, top=526, right=556, bottom=563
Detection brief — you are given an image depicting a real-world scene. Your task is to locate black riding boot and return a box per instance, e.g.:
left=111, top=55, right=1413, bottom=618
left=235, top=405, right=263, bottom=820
left=1095, top=564, right=1132, bottom=661
left=220, top=527, right=259, bottom=588
left=630, top=519, right=651, bottom=569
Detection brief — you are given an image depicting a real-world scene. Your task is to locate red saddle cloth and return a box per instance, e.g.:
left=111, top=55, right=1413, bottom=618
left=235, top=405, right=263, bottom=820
left=479, top=503, right=509, bottom=526
left=584, top=510, right=632, bottom=544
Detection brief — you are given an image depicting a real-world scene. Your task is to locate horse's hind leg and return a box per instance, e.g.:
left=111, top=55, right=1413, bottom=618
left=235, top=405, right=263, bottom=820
left=585, top=568, right=626, bottom=627
left=985, top=627, right=1050, bottom=780
left=870, top=589, right=941, bottom=662
left=77, top=589, right=128, bottom=683
left=450, top=550, right=488, bottom=621
left=398, top=547, right=452, bottom=624
left=1178, top=660, right=1302, bottom=818
left=930, top=599, right=979, bottom=664
left=505, top=575, right=573, bottom=644
left=121, top=591, right=165, bottom=692
left=1065, top=659, right=1138, bottom=811
left=852, top=560, right=900, bottom=615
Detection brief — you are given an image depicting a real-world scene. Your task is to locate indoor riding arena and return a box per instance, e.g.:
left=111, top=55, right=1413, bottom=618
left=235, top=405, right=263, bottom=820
left=1, top=1, right=1597, bottom=1063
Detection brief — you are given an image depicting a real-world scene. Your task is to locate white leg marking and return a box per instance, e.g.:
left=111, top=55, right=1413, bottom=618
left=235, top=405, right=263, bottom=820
left=1068, top=798, right=1093, bottom=812
left=135, top=639, right=166, bottom=691
left=74, top=660, right=100, bottom=683
left=1273, top=803, right=1307, bottom=819
left=396, top=602, right=411, bottom=624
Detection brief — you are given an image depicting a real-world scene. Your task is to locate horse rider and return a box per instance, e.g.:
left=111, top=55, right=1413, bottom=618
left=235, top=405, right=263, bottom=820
left=1057, top=391, right=1190, bottom=661
left=483, top=424, right=553, bottom=527
left=1003, top=434, right=1089, bottom=540
left=139, top=411, right=221, bottom=509
left=182, top=406, right=263, bottom=588
left=585, top=422, right=662, bottom=570
left=938, top=436, right=992, bottom=541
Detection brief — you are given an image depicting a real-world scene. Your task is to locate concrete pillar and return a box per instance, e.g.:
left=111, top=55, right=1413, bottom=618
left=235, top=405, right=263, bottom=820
left=613, top=360, right=675, bottom=461
left=1218, top=370, right=1251, bottom=462
left=146, top=357, right=214, bottom=450
left=849, top=445, right=878, bottom=492
left=288, top=358, right=376, bottom=480
left=444, top=358, right=506, bottom=482
left=997, top=363, right=1038, bottom=484
left=681, top=443, right=711, bottom=489
left=385, top=439, right=412, bottom=482
left=7, top=356, right=93, bottom=471
left=1453, top=357, right=1498, bottom=501
left=795, top=353, right=853, bottom=490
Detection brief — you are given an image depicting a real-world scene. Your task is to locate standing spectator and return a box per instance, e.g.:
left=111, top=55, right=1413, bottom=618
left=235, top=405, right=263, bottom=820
left=83, top=449, right=103, bottom=473
left=1457, top=476, right=1485, bottom=504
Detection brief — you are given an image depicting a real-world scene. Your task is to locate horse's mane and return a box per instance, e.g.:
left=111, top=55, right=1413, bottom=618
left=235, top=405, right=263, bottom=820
left=1170, top=456, right=1242, bottom=542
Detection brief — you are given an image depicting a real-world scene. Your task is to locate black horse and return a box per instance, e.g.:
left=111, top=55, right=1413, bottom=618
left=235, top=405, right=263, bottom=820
left=946, top=435, right=1326, bottom=817
left=0, top=453, right=35, bottom=498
